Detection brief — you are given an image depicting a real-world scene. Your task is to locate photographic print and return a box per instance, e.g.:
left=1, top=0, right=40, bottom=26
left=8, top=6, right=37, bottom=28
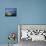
left=5, top=8, right=17, bottom=17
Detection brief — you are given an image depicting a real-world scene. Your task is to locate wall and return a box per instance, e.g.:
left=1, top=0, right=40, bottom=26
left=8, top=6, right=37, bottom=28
left=0, top=0, right=46, bottom=44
